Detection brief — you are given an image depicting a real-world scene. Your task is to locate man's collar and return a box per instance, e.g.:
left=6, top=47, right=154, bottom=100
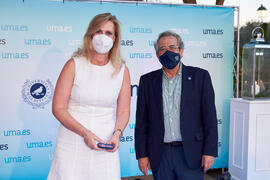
left=162, top=63, right=182, bottom=79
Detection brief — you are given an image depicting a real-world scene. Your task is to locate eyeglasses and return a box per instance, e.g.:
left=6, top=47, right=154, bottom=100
left=158, top=45, right=179, bottom=54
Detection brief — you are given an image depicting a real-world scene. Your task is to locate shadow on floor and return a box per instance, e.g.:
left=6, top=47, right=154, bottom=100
left=122, top=168, right=228, bottom=180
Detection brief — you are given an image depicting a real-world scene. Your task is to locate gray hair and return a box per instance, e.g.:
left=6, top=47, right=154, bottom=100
left=154, top=30, right=184, bottom=54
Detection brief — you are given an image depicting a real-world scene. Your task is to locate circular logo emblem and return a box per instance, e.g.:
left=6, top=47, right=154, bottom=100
left=30, top=83, right=46, bottom=99
left=22, top=79, right=54, bottom=109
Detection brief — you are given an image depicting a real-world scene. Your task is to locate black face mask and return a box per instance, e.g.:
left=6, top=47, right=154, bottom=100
left=159, top=50, right=181, bottom=69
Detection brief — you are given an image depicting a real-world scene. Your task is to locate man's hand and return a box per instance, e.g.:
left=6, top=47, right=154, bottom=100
left=202, top=155, right=215, bottom=172
left=138, top=157, right=152, bottom=175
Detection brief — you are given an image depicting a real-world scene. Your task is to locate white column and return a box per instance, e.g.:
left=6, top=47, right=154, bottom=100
left=229, top=98, right=270, bottom=180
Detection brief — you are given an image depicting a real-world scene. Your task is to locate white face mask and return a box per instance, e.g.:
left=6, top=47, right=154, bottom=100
left=92, top=34, right=114, bottom=54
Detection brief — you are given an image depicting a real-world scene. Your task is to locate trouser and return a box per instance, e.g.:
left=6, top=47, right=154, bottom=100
left=152, top=143, right=204, bottom=180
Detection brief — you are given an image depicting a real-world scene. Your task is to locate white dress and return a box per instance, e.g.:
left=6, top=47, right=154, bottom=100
left=48, top=57, right=125, bottom=180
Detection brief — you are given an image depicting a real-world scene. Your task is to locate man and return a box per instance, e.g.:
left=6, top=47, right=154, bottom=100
left=135, top=31, right=218, bottom=180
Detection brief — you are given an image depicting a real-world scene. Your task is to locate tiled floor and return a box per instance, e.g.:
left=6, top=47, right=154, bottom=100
left=122, top=168, right=225, bottom=180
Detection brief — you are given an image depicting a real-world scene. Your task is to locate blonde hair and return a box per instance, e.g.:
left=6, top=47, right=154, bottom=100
left=73, top=13, right=124, bottom=75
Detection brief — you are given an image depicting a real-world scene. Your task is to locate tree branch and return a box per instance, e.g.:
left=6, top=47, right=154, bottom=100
left=183, top=0, right=197, bottom=4
left=216, top=0, right=224, bottom=5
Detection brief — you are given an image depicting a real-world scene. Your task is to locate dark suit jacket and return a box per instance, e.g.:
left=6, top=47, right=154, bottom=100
left=135, top=64, right=218, bottom=172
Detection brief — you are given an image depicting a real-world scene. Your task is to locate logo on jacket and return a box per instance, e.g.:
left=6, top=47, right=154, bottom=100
left=22, top=79, right=53, bottom=109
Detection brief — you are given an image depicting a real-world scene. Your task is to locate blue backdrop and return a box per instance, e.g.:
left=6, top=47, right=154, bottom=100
left=0, top=0, right=234, bottom=179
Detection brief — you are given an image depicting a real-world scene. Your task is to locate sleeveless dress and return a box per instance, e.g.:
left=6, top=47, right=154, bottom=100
left=47, top=57, right=125, bottom=180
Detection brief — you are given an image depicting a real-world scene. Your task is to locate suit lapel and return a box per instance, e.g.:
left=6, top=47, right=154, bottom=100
left=181, top=64, right=193, bottom=116
left=153, top=69, right=164, bottom=123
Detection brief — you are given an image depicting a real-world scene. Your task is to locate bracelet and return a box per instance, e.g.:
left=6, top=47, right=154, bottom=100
left=113, top=129, right=123, bottom=138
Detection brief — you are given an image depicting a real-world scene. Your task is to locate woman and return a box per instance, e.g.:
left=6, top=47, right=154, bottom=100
left=48, top=13, right=131, bottom=180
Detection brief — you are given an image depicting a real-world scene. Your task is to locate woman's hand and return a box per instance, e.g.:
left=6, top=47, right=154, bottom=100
left=83, top=130, right=104, bottom=150
left=105, top=130, right=122, bottom=152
